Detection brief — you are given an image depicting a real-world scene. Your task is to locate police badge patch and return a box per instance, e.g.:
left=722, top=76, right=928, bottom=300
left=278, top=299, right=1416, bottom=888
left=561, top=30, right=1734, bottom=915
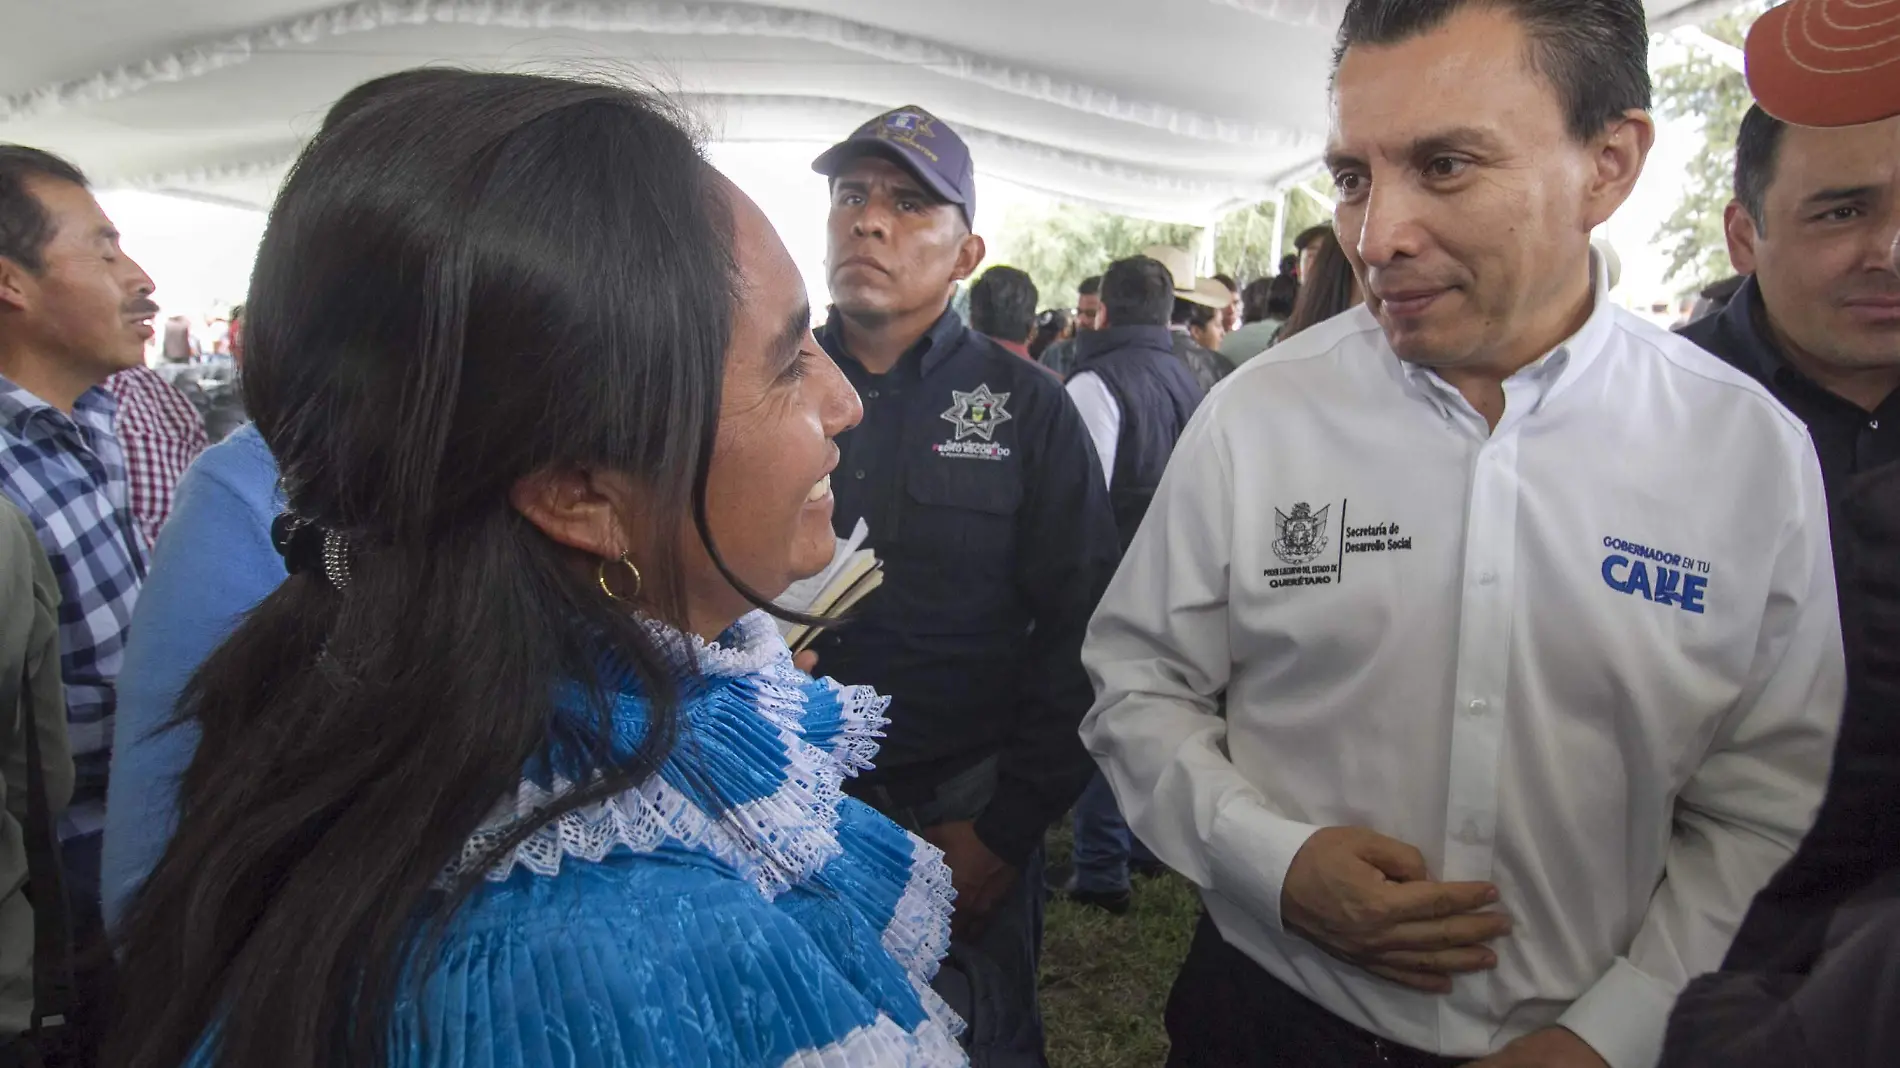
left=1273, top=502, right=1331, bottom=565
left=940, top=384, right=1013, bottom=442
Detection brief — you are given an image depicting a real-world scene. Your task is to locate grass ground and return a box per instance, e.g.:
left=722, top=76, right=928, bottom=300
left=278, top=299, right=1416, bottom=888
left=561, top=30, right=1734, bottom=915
left=1038, top=824, right=1199, bottom=1068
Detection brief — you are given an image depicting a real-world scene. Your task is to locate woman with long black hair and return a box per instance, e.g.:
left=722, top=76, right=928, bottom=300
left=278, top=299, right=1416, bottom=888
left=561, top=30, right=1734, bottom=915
left=108, top=70, right=962, bottom=1068
left=1275, top=225, right=1366, bottom=345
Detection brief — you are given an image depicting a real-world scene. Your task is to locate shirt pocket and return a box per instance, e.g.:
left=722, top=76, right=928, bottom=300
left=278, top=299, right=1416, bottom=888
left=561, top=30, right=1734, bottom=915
left=898, top=459, right=1022, bottom=633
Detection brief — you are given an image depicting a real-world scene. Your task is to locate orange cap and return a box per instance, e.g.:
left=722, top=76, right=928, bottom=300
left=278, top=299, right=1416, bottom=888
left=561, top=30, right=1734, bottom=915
left=1745, top=0, right=1900, bottom=127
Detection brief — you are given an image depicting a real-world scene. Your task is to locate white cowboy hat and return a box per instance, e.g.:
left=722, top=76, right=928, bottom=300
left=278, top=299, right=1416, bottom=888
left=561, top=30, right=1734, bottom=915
left=1142, top=245, right=1231, bottom=309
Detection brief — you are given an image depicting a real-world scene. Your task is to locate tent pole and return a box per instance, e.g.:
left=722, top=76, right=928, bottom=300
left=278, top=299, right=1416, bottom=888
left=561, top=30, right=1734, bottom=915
left=1270, top=189, right=1288, bottom=262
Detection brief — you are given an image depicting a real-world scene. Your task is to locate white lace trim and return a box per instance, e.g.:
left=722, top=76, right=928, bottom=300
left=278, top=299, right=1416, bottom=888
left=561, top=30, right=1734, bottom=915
left=446, top=614, right=890, bottom=899
left=882, top=839, right=961, bottom=1039
left=774, top=1012, right=968, bottom=1068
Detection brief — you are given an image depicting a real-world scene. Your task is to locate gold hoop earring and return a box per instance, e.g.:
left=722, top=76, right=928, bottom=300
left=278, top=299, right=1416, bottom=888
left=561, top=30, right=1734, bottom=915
left=597, top=551, right=642, bottom=604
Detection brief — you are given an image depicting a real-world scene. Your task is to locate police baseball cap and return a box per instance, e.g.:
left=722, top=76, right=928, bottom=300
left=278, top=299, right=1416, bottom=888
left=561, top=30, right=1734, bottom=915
left=812, top=106, right=976, bottom=228
left=1746, top=0, right=1900, bottom=127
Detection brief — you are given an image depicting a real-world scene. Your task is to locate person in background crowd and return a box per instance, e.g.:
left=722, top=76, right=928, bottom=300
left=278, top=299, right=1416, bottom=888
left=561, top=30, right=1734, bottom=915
left=1084, top=3, right=1844, bottom=1067
left=111, top=69, right=963, bottom=1068
left=969, top=264, right=1045, bottom=366
left=811, top=104, right=1118, bottom=1064
left=1279, top=253, right=1299, bottom=278
left=1664, top=2, right=1900, bottom=1064
left=1060, top=254, right=1205, bottom=915
left=158, top=315, right=195, bottom=363
left=0, top=145, right=152, bottom=962
left=1037, top=274, right=1100, bottom=378
left=1029, top=307, right=1070, bottom=365
left=1184, top=301, right=1225, bottom=354
left=1221, top=275, right=1294, bottom=367
left=1212, top=272, right=1241, bottom=332
left=1274, top=225, right=1363, bottom=344
left=103, top=364, right=208, bottom=551
left=1146, top=246, right=1231, bottom=391
left=1292, top=224, right=1331, bottom=282
left=0, top=497, right=72, bottom=1057
left=100, top=67, right=464, bottom=936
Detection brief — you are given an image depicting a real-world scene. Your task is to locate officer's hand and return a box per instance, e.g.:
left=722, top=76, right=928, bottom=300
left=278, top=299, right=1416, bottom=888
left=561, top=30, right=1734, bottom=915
left=1467, top=1027, right=1609, bottom=1068
left=792, top=650, right=819, bottom=674
left=921, top=820, right=1018, bottom=940
left=1281, top=826, right=1511, bottom=993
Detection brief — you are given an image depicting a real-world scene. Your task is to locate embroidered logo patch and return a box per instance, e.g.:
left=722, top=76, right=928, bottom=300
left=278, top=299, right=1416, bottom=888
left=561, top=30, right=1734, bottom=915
left=1273, top=502, right=1332, bottom=565
left=1599, top=536, right=1710, bottom=615
left=940, top=384, right=1013, bottom=442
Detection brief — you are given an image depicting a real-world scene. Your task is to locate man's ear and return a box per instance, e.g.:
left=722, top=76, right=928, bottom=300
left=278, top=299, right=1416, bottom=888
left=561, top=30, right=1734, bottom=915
left=0, top=256, right=37, bottom=314
left=508, top=464, right=637, bottom=561
left=952, top=233, right=987, bottom=285
left=1725, top=200, right=1761, bottom=276
left=1583, top=109, right=1656, bottom=231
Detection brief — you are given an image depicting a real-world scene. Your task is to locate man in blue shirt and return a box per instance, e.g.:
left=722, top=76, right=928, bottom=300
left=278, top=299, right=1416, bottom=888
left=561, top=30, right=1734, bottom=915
left=0, top=145, right=155, bottom=919
left=810, top=107, right=1119, bottom=1063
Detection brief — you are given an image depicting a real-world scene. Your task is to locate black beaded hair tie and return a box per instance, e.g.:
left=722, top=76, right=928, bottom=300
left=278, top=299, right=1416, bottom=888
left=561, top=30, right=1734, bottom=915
left=270, top=512, right=352, bottom=589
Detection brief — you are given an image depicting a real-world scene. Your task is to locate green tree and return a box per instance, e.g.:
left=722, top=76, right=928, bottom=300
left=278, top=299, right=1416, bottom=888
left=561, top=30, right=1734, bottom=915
left=985, top=202, right=1201, bottom=308
left=1652, top=4, right=1768, bottom=293
left=1215, top=176, right=1334, bottom=284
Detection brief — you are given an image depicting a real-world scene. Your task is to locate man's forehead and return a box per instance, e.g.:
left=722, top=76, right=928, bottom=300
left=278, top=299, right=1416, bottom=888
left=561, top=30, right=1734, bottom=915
left=1329, top=9, right=1551, bottom=143
left=1777, top=119, right=1900, bottom=189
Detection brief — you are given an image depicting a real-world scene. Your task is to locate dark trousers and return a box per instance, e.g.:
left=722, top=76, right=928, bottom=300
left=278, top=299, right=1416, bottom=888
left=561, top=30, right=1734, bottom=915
left=857, top=758, right=1048, bottom=1067
left=1166, top=914, right=1467, bottom=1068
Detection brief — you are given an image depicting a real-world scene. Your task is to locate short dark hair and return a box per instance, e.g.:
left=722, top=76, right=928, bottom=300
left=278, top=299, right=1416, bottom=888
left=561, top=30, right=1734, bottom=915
left=0, top=145, right=89, bottom=272
left=1266, top=274, right=1300, bottom=319
left=1333, top=0, right=1651, bottom=142
left=969, top=265, right=1039, bottom=342
left=1293, top=224, right=1331, bottom=252
left=1077, top=274, right=1102, bottom=297
left=1734, top=104, right=1788, bottom=225
left=1100, top=256, right=1174, bottom=327
left=1241, top=277, right=1275, bottom=323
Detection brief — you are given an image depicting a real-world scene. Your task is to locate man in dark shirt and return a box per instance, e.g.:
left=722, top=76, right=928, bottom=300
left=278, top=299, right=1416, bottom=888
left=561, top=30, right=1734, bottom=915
left=1677, top=105, right=1900, bottom=500
left=809, top=105, right=1119, bottom=1064
left=968, top=265, right=1043, bottom=366
left=1664, top=4, right=1900, bottom=1063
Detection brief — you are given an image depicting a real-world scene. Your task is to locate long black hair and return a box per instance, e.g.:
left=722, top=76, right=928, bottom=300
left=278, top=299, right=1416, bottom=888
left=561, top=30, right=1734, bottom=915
left=109, top=71, right=759, bottom=1068
left=1279, top=226, right=1363, bottom=342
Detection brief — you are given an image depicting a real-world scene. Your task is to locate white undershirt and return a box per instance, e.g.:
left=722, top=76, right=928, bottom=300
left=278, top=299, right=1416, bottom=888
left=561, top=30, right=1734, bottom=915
left=1064, top=370, right=1119, bottom=488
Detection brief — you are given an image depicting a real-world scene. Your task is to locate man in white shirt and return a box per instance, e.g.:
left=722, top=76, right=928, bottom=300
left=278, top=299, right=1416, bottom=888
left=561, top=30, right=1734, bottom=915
left=1081, top=3, right=1846, bottom=1067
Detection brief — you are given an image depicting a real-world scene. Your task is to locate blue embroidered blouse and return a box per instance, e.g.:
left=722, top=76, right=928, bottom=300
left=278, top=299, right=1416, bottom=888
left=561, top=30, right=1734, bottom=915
left=193, top=612, right=965, bottom=1067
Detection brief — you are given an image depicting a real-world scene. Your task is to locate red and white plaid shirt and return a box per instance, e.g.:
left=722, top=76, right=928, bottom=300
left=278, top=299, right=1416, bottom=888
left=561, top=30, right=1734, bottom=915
left=104, top=366, right=209, bottom=551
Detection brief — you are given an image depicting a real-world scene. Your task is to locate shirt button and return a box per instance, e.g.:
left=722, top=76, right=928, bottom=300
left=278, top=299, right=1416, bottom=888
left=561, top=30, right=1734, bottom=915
left=1478, top=570, right=1498, bottom=586
left=866, top=389, right=880, bottom=399
left=1871, top=419, right=1881, bottom=430
left=1466, top=698, right=1489, bottom=716
left=854, top=470, right=866, bottom=480
left=1457, top=819, right=1489, bottom=846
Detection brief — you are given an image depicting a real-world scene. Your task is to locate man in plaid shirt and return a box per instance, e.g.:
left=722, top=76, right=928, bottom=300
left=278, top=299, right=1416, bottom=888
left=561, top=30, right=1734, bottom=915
left=0, top=145, right=157, bottom=919
left=106, top=365, right=209, bottom=551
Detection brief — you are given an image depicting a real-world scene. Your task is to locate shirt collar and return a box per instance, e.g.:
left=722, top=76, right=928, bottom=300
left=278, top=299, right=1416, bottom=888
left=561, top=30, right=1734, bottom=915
left=1714, top=275, right=1782, bottom=383
left=0, top=373, right=117, bottom=437
left=1398, top=248, right=1614, bottom=424
left=818, top=303, right=967, bottom=378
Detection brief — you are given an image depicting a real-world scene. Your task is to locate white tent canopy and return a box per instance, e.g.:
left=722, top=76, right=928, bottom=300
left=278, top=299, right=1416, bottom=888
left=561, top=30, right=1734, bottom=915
left=4, top=0, right=1738, bottom=225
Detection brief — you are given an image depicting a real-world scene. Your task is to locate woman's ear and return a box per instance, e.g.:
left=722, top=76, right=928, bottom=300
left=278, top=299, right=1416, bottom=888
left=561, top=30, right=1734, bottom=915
left=509, top=466, right=637, bottom=558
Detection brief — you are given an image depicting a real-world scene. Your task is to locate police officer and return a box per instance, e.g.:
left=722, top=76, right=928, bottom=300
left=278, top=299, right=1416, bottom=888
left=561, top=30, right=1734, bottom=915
left=810, top=106, right=1119, bottom=1063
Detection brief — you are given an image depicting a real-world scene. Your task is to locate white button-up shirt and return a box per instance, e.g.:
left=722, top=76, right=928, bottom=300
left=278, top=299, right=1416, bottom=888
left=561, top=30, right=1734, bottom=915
left=1081, top=268, right=1844, bottom=1068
